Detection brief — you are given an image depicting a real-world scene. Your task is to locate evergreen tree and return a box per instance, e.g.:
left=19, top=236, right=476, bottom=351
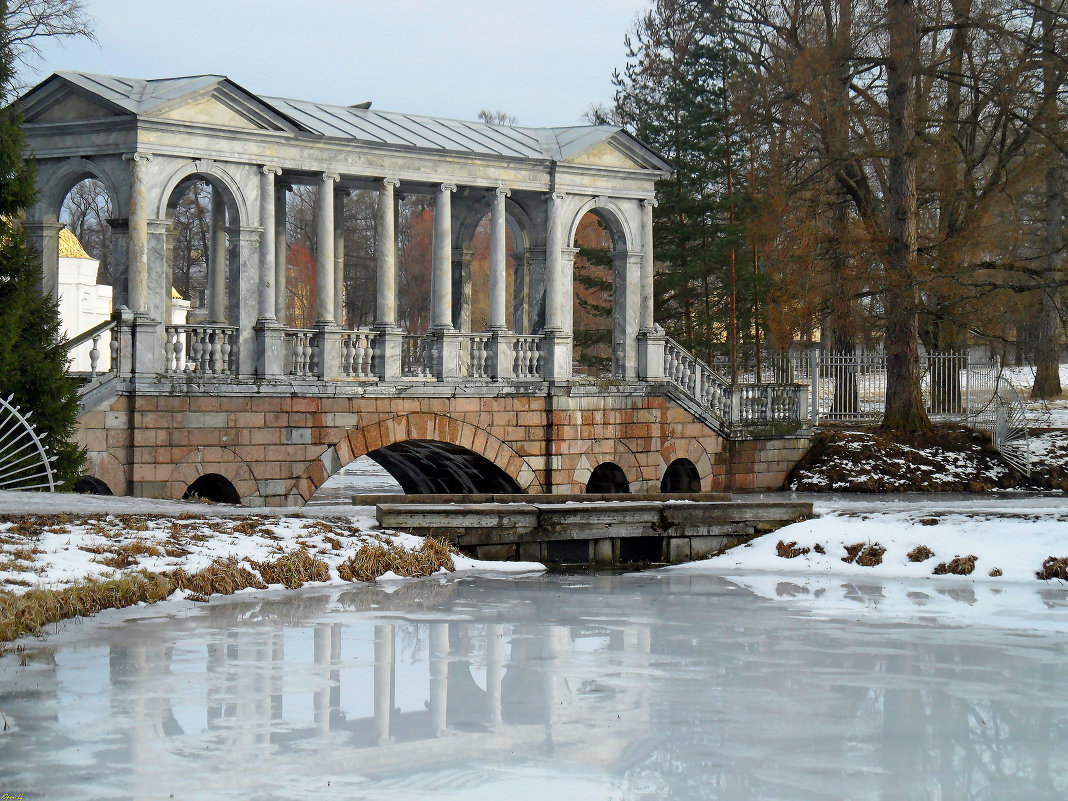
left=0, top=0, right=84, bottom=488
left=613, top=0, right=746, bottom=363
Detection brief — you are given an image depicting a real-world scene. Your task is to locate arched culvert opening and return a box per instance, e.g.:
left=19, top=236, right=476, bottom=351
left=366, top=440, right=521, bottom=495
left=308, top=454, right=404, bottom=504
left=585, top=462, right=630, bottom=494
left=661, top=458, right=701, bottom=493
left=74, top=475, right=113, bottom=495
left=183, top=473, right=241, bottom=504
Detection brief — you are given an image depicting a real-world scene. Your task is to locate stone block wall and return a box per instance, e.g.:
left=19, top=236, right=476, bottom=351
left=76, top=387, right=810, bottom=506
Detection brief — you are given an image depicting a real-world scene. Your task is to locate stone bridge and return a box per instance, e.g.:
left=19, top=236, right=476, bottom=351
left=20, top=72, right=810, bottom=505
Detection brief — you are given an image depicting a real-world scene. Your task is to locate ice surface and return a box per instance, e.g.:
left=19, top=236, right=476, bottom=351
left=1, top=574, right=1067, bottom=799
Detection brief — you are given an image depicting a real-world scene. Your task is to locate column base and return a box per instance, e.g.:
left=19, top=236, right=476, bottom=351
left=132, top=315, right=162, bottom=375
left=539, top=330, right=571, bottom=382
left=638, top=329, right=667, bottom=381
left=374, top=328, right=404, bottom=380
left=314, top=323, right=344, bottom=380
left=255, top=319, right=285, bottom=379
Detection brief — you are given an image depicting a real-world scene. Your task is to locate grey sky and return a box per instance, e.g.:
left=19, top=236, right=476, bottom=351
left=27, top=0, right=646, bottom=126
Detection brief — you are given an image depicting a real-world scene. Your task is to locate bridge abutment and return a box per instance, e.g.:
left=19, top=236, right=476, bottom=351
left=76, top=386, right=809, bottom=506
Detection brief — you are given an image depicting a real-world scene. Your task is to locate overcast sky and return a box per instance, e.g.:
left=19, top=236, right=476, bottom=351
left=26, top=0, right=647, bottom=126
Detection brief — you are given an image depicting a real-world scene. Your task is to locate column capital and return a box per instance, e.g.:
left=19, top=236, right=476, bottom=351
left=493, top=186, right=511, bottom=198
left=322, top=172, right=341, bottom=183
left=641, top=197, right=658, bottom=208
left=261, top=164, right=282, bottom=176
left=546, top=191, right=566, bottom=201
left=381, top=177, right=400, bottom=189
left=122, top=152, right=153, bottom=163
left=439, top=183, right=457, bottom=193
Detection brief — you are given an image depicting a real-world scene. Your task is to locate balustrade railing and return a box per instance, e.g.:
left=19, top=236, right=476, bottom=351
left=164, top=325, right=237, bottom=376
left=341, top=330, right=378, bottom=379
left=460, top=334, right=491, bottom=378
left=67, top=319, right=118, bottom=381
left=284, top=329, right=319, bottom=377
left=402, top=335, right=432, bottom=378
left=513, top=335, right=542, bottom=379
left=663, top=336, right=804, bottom=431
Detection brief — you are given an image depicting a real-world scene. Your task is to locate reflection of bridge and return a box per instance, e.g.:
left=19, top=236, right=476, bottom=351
left=21, top=72, right=809, bottom=505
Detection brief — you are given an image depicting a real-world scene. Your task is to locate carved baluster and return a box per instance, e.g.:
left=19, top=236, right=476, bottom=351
left=109, top=331, right=119, bottom=373
left=222, top=330, right=233, bottom=374
left=173, top=331, right=184, bottom=374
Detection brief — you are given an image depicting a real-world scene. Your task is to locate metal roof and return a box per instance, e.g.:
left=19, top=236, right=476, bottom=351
left=36, top=71, right=671, bottom=168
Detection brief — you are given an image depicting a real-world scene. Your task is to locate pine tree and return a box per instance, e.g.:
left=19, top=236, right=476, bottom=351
left=613, top=0, right=744, bottom=363
left=0, top=0, right=84, bottom=488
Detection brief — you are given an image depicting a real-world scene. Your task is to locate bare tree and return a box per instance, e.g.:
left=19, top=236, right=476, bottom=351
left=5, top=0, right=95, bottom=84
left=477, top=110, right=518, bottom=125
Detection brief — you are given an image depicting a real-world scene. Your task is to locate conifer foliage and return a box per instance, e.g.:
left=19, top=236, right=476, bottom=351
left=0, top=0, right=84, bottom=488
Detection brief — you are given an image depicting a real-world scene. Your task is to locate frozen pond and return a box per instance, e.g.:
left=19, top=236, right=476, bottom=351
left=2, top=572, right=1068, bottom=800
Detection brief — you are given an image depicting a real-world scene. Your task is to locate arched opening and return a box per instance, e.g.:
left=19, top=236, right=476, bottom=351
left=73, top=475, right=113, bottom=495
left=661, top=458, right=701, bottom=493
left=183, top=473, right=241, bottom=504
left=165, top=177, right=238, bottom=326
left=365, top=439, right=521, bottom=494
left=568, top=205, right=630, bottom=378
left=308, top=454, right=404, bottom=504
left=585, top=462, right=630, bottom=494
left=462, top=212, right=517, bottom=333
left=58, top=177, right=117, bottom=370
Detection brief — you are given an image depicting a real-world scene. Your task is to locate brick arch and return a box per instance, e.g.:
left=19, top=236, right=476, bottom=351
left=286, top=412, right=543, bottom=505
left=571, top=439, right=642, bottom=494
left=164, top=446, right=260, bottom=504
left=658, top=439, right=716, bottom=492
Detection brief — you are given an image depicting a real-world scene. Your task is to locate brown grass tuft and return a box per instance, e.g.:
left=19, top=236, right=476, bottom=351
left=776, top=540, right=810, bottom=559
left=812, top=543, right=826, bottom=555
left=842, top=543, right=865, bottom=564
left=250, top=550, right=330, bottom=589
left=933, top=555, right=977, bottom=576
left=988, top=567, right=1003, bottom=577
left=907, top=545, right=935, bottom=563
left=338, top=538, right=457, bottom=583
left=1036, top=557, right=1068, bottom=581
left=167, top=558, right=267, bottom=596
left=855, top=544, right=886, bottom=567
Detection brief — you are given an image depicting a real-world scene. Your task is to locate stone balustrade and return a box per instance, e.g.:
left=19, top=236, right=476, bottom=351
left=164, top=324, right=237, bottom=376
left=341, top=331, right=378, bottom=379
left=513, top=336, right=542, bottom=379
left=284, top=329, right=319, bottom=377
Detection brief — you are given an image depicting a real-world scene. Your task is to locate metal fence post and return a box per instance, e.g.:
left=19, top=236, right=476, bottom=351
left=810, top=348, right=820, bottom=426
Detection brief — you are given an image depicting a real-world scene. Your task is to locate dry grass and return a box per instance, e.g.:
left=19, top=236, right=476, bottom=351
left=0, top=573, right=175, bottom=642
left=776, top=540, right=810, bottom=559
left=249, top=550, right=329, bottom=589
left=166, top=558, right=267, bottom=596
left=1036, top=556, right=1068, bottom=581
left=907, top=545, right=935, bottom=562
left=842, top=543, right=865, bottom=564
left=855, top=544, right=886, bottom=567
left=933, top=555, right=978, bottom=576
left=989, top=567, right=1003, bottom=577
left=338, top=538, right=457, bottom=583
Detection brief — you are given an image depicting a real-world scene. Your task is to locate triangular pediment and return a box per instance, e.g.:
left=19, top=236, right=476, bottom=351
left=564, top=140, right=647, bottom=169
left=19, top=77, right=134, bottom=124
left=155, top=93, right=262, bottom=129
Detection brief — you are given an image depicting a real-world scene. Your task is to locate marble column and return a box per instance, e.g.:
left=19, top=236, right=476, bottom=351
left=431, top=184, right=456, bottom=330
left=125, top=152, right=150, bottom=315
left=274, top=183, right=288, bottom=325
left=637, top=197, right=666, bottom=380
left=316, top=173, right=340, bottom=325
left=488, top=188, right=509, bottom=331
left=640, top=198, right=656, bottom=331
left=375, top=178, right=399, bottom=328
left=543, top=192, right=564, bottom=332
left=333, top=189, right=347, bottom=327
left=374, top=179, right=402, bottom=380
left=257, top=166, right=284, bottom=378
left=258, top=167, right=281, bottom=322
left=23, top=218, right=62, bottom=300
left=210, top=186, right=227, bottom=322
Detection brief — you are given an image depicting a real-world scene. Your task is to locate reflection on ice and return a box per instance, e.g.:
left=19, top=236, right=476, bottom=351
left=1, top=574, right=1068, bottom=800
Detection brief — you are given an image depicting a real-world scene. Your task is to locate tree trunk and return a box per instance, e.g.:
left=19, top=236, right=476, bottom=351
left=1032, top=4, right=1064, bottom=399
left=882, top=0, right=931, bottom=431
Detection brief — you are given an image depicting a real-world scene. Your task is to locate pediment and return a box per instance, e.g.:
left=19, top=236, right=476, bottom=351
left=156, top=93, right=263, bottom=129
left=21, top=86, right=130, bottom=124
left=564, top=139, right=648, bottom=170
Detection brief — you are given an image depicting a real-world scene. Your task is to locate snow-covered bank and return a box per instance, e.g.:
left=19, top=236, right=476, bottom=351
left=672, top=497, right=1068, bottom=630
left=0, top=491, right=543, bottom=604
